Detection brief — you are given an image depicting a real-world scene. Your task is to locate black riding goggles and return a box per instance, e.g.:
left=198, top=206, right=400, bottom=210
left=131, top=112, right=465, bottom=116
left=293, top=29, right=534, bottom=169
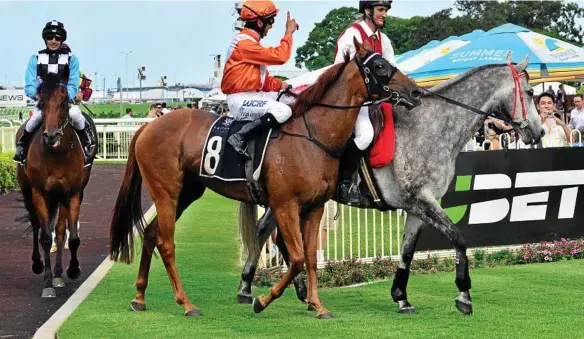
left=44, top=34, right=63, bottom=42
left=355, top=52, right=398, bottom=101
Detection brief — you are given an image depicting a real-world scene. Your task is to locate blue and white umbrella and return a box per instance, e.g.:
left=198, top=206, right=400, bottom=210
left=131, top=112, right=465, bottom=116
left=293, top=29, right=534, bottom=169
left=397, top=29, right=485, bottom=73
left=408, top=23, right=584, bottom=87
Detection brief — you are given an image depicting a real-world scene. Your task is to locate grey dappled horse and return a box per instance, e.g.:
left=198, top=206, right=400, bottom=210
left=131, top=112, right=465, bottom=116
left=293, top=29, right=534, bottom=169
left=237, top=53, right=545, bottom=315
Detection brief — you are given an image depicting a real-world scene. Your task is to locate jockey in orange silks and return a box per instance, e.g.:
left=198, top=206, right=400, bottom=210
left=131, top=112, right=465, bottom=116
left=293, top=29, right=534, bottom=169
left=221, top=0, right=299, bottom=159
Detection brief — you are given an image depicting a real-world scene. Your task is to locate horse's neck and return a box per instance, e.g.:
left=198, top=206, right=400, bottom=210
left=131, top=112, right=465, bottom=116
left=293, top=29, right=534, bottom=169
left=400, top=69, right=500, bottom=155
left=294, top=74, right=364, bottom=152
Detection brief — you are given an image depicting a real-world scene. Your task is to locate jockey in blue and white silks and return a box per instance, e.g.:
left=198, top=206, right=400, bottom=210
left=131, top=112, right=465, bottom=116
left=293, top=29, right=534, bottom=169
left=14, top=20, right=94, bottom=164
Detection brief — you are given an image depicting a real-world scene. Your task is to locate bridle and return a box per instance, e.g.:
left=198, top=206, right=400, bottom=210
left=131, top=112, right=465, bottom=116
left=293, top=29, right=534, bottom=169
left=41, top=82, right=71, bottom=137
left=421, top=63, right=531, bottom=129
left=278, top=51, right=404, bottom=158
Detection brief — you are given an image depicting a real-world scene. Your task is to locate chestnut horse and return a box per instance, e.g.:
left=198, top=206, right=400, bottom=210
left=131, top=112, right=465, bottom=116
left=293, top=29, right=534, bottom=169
left=16, top=72, right=98, bottom=298
left=109, top=39, right=422, bottom=318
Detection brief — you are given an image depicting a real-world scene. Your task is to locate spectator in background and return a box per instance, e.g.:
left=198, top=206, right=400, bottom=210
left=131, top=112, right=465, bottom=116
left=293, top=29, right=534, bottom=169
left=122, top=108, right=133, bottom=119
left=161, top=102, right=171, bottom=114
left=18, top=111, right=23, bottom=122
left=569, top=94, right=584, bottom=144
left=484, top=117, right=513, bottom=150
left=537, top=92, right=571, bottom=147
left=147, top=104, right=157, bottom=118
left=556, top=84, right=566, bottom=111
left=186, top=103, right=193, bottom=109
left=155, top=103, right=163, bottom=117
left=193, top=101, right=199, bottom=109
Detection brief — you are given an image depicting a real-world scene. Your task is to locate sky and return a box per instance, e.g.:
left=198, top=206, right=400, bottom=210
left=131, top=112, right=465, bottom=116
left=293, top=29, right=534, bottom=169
left=0, top=0, right=460, bottom=90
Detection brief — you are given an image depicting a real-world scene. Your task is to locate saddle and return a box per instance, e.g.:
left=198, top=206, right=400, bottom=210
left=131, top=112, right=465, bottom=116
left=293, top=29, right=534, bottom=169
left=199, top=116, right=280, bottom=206
left=334, top=102, right=397, bottom=211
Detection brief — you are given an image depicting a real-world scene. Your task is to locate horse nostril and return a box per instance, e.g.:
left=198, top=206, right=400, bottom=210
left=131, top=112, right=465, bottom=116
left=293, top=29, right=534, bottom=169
left=410, top=89, right=422, bottom=100
left=540, top=130, right=545, bottom=137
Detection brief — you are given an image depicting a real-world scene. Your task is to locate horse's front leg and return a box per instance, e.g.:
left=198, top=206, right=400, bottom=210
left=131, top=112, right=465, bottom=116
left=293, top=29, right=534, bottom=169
left=252, top=203, right=304, bottom=314
left=410, top=195, right=472, bottom=315
left=301, top=205, right=333, bottom=319
left=391, top=215, right=424, bottom=314
left=66, top=193, right=82, bottom=279
left=52, top=204, right=69, bottom=288
left=32, top=189, right=56, bottom=298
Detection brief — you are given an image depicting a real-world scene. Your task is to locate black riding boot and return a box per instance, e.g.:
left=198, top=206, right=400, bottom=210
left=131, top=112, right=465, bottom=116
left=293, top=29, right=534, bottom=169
left=13, top=130, right=34, bottom=163
left=228, top=113, right=280, bottom=159
left=338, top=141, right=365, bottom=206
left=76, top=123, right=95, bottom=165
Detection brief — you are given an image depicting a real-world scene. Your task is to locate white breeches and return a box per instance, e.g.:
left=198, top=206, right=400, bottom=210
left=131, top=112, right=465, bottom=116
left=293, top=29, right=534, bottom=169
left=25, top=102, right=86, bottom=133
left=226, top=91, right=293, bottom=123
left=354, top=106, right=374, bottom=150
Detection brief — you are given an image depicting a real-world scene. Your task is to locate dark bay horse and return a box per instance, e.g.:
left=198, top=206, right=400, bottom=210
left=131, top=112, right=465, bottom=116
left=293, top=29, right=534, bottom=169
left=16, top=72, right=97, bottom=298
left=238, top=53, right=545, bottom=315
left=108, top=39, right=422, bottom=318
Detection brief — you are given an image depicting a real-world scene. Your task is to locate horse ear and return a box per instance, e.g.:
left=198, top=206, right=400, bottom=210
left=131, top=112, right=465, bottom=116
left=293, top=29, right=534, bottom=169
left=516, top=54, right=530, bottom=73
left=506, top=51, right=513, bottom=65
left=353, top=36, right=366, bottom=56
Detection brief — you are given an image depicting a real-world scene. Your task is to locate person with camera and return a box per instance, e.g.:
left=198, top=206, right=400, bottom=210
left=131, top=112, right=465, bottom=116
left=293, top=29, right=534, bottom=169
left=537, top=92, right=571, bottom=147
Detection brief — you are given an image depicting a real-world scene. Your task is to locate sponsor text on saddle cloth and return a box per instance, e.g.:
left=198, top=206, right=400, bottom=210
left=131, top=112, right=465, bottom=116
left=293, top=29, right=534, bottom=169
left=199, top=116, right=274, bottom=181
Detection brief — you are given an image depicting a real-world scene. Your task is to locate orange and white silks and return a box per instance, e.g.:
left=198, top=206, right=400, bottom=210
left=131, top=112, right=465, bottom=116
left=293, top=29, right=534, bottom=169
left=221, top=28, right=294, bottom=123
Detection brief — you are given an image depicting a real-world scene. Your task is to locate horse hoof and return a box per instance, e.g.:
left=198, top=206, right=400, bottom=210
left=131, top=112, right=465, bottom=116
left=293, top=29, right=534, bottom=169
left=41, top=287, right=57, bottom=298
left=185, top=309, right=203, bottom=317
left=130, top=301, right=146, bottom=312
left=67, top=266, right=81, bottom=280
left=398, top=306, right=416, bottom=314
left=253, top=298, right=265, bottom=313
left=307, top=303, right=316, bottom=312
left=317, top=312, right=334, bottom=320
left=237, top=293, right=253, bottom=304
left=32, top=261, right=44, bottom=275
left=52, top=277, right=65, bottom=288
left=455, top=298, right=473, bottom=315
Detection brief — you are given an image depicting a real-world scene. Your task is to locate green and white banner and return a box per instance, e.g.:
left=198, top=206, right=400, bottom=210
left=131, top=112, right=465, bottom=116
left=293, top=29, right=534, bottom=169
left=417, top=147, right=584, bottom=251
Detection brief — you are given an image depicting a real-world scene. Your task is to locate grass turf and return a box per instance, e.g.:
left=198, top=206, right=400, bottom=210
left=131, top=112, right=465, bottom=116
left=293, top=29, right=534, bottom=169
left=58, top=191, right=584, bottom=339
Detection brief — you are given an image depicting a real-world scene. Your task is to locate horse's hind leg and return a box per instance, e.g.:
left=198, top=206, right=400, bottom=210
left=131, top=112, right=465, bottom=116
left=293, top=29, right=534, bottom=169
left=132, top=217, right=159, bottom=312
left=32, top=189, right=56, bottom=298
left=132, top=181, right=205, bottom=312
left=52, top=204, right=68, bottom=288
left=411, top=196, right=472, bottom=315
left=66, top=193, right=82, bottom=279
left=391, top=215, right=424, bottom=314
left=238, top=207, right=277, bottom=304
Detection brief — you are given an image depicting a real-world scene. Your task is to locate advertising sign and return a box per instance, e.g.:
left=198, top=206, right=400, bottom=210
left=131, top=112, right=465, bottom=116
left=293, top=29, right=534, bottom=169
left=417, top=147, right=584, bottom=251
left=0, top=89, right=27, bottom=107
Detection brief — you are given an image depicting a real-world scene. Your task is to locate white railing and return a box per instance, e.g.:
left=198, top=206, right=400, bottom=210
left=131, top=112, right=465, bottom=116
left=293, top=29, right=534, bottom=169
left=0, top=121, right=146, bottom=160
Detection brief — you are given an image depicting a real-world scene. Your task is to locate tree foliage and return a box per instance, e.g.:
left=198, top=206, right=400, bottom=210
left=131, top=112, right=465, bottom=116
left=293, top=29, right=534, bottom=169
left=295, top=1, right=584, bottom=71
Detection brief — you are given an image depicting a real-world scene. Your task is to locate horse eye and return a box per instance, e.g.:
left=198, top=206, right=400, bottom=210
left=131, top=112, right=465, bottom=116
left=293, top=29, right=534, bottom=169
left=527, top=89, right=534, bottom=96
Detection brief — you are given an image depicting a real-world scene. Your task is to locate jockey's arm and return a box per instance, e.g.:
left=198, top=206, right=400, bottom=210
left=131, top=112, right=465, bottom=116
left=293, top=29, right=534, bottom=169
left=67, top=56, right=81, bottom=102
left=238, top=34, right=293, bottom=66
left=24, top=55, right=38, bottom=100
left=261, top=70, right=284, bottom=93
left=334, top=27, right=360, bottom=64
left=381, top=35, right=397, bottom=66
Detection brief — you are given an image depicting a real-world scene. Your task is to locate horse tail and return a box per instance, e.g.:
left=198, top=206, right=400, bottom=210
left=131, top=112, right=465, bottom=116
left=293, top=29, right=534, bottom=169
left=109, top=124, right=148, bottom=264
left=238, top=202, right=259, bottom=265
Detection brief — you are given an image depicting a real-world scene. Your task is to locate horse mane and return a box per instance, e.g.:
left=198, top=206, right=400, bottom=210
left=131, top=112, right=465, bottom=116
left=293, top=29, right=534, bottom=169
left=290, top=51, right=352, bottom=117
left=38, top=72, right=68, bottom=113
left=427, top=64, right=508, bottom=95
